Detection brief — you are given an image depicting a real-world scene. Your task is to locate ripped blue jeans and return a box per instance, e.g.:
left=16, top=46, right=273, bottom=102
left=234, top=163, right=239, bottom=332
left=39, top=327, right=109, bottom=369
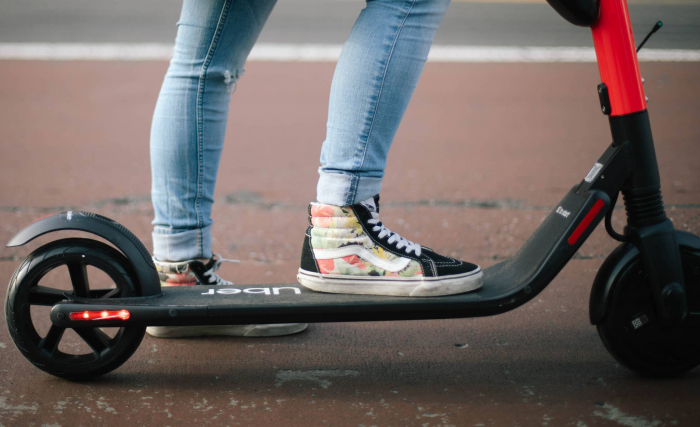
left=151, top=0, right=450, bottom=261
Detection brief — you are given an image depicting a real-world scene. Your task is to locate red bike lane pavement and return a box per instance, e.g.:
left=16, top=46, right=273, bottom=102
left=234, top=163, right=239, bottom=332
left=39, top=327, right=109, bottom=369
left=0, top=60, right=699, bottom=426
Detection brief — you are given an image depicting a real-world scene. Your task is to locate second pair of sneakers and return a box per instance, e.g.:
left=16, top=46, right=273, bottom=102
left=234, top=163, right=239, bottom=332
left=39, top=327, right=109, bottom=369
left=297, top=195, right=482, bottom=297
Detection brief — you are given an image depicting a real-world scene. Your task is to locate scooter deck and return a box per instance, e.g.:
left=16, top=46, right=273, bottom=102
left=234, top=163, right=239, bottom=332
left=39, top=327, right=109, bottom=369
left=50, top=187, right=609, bottom=327
left=50, top=211, right=579, bottom=327
left=53, top=263, right=528, bottom=326
left=121, top=263, right=521, bottom=323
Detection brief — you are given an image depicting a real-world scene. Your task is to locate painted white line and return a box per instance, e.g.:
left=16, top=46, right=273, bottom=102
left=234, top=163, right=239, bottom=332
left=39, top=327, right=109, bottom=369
left=250, top=44, right=342, bottom=62
left=430, top=46, right=700, bottom=62
left=1, top=43, right=699, bottom=63
left=0, top=43, right=175, bottom=61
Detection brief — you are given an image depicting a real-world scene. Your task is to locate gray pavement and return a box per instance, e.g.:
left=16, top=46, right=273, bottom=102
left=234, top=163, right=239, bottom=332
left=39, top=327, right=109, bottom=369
left=1, top=0, right=699, bottom=48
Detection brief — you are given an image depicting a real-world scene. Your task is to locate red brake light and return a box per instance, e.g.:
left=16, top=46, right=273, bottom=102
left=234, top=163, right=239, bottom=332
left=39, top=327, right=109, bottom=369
left=69, top=310, right=130, bottom=321
left=568, top=199, right=605, bottom=245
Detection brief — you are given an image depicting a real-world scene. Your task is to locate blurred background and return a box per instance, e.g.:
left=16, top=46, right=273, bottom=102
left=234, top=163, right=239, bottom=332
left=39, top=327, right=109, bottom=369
left=2, top=0, right=700, bottom=47
left=1, top=1, right=699, bottom=426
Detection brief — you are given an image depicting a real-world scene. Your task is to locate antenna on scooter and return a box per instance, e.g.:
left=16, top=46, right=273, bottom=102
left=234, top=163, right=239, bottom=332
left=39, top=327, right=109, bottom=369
left=636, top=21, right=663, bottom=53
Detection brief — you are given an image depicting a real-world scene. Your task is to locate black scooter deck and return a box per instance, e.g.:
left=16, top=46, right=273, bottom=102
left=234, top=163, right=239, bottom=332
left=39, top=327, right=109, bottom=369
left=53, top=264, right=528, bottom=326
left=108, top=264, right=522, bottom=324
left=50, top=185, right=610, bottom=327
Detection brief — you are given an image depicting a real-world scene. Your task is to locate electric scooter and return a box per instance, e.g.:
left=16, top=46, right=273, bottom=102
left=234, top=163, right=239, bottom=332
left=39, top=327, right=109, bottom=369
left=5, top=0, right=700, bottom=380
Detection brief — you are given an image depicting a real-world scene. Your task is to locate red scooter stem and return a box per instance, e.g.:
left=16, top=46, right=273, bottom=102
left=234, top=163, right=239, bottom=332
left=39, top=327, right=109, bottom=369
left=591, top=0, right=646, bottom=116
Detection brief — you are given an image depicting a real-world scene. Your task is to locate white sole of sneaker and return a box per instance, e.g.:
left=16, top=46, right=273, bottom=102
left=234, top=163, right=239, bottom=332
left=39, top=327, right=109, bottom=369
left=146, top=323, right=308, bottom=338
left=297, top=268, right=483, bottom=297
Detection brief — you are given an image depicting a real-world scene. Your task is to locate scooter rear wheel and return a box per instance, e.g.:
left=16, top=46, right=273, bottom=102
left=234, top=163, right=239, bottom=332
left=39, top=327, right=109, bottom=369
left=5, top=238, right=146, bottom=380
left=597, top=246, right=700, bottom=377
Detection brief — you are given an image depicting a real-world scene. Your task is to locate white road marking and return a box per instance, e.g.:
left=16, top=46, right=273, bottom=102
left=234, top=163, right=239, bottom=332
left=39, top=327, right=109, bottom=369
left=0, top=43, right=699, bottom=62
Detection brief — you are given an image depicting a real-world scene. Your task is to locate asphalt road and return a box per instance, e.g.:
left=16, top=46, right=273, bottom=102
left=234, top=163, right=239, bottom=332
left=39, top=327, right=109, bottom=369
left=0, top=0, right=699, bottom=48
left=1, top=59, right=700, bottom=425
left=1, top=1, right=700, bottom=426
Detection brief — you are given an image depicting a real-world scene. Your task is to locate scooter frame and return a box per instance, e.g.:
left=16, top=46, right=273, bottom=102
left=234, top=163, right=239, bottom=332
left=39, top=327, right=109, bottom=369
left=5, top=0, right=700, bottom=377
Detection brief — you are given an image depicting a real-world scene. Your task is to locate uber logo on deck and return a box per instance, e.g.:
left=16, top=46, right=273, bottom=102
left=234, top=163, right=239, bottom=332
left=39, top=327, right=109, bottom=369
left=201, top=287, right=301, bottom=296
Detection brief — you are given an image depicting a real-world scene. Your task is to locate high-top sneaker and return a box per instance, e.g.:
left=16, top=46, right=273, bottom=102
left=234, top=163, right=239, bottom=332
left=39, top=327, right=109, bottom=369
left=147, top=255, right=307, bottom=338
left=155, top=255, right=238, bottom=286
left=297, top=195, right=483, bottom=297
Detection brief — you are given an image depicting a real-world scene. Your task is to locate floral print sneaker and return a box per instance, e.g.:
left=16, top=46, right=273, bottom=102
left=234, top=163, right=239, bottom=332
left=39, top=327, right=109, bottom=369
left=297, top=195, right=483, bottom=297
left=147, top=255, right=307, bottom=338
left=154, top=255, right=239, bottom=286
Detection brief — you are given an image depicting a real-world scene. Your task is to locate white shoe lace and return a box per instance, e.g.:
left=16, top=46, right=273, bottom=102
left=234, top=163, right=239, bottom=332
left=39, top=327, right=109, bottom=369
left=203, top=255, right=240, bottom=286
left=367, top=212, right=422, bottom=257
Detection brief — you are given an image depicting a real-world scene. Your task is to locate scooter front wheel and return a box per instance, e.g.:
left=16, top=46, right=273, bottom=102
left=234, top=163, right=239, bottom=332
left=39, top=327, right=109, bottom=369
left=596, top=245, right=700, bottom=377
left=5, top=238, right=146, bottom=380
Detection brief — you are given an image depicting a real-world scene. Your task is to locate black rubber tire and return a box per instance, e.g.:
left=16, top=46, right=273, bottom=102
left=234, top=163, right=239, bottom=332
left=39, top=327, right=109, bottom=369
left=5, top=238, right=146, bottom=380
left=596, top=246, right=700, bottom=377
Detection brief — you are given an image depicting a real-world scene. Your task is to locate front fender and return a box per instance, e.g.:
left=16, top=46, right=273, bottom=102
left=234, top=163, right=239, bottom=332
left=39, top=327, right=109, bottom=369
left=589, top=241, right=639, bottom=325
left=589, top=231, right=700, bottom=325
left=7, top=211, right=161, bottom=297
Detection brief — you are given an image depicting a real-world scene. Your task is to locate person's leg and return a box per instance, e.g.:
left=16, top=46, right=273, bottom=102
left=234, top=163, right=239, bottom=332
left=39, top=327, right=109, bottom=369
left=149, top=0, right=306, bottom=336
left=317, top=0, right=450, bottom=205
left=150, top=0, right=277, bottom=262
left=299, top=0, right=483, bottom=297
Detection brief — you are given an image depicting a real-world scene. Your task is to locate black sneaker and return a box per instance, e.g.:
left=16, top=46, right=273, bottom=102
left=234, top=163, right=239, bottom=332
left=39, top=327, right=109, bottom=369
left=147, top=255, right=308, bottom=338
left=297, top=195, right=483, bottom=297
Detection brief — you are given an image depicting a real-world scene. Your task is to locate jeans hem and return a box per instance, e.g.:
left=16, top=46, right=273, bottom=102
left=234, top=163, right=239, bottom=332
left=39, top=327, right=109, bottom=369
left=317, top=171, right=382, bottom=206
left=152, top=224, right=213, bottom=261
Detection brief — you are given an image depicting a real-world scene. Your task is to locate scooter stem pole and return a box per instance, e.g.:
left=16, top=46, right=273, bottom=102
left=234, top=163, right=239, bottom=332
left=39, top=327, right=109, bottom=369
left=591, top=0, right=647, bottom=116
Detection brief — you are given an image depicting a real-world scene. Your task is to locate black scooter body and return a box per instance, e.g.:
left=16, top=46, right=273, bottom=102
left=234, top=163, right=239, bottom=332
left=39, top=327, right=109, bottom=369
left=9, top=134, right=637, bottom=329
left=7, top=141, right=700, bottom=380
left=6, top=0, right=700, bottom=380
left=7, top=120, right=697, bottom=335
left=10, top=178, right=611, bottom=329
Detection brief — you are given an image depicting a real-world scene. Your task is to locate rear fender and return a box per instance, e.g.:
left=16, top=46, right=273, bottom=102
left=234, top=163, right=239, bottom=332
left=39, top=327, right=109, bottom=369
left=7, top=211, right=161, bottom=297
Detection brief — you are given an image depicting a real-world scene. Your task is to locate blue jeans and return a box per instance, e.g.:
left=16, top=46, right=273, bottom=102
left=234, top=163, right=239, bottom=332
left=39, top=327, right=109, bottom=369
left=151, top=0, right=450, bottom=261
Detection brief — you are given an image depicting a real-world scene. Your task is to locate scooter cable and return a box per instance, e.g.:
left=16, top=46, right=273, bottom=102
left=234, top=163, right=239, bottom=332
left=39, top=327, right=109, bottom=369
left=605, top=192, right=627, bottom=243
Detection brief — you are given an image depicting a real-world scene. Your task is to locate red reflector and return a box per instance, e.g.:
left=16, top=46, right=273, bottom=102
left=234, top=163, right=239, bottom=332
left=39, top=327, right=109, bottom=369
left=69, top=310, right=130, bottom=321
left=568, top=199, right=606, bottom=245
